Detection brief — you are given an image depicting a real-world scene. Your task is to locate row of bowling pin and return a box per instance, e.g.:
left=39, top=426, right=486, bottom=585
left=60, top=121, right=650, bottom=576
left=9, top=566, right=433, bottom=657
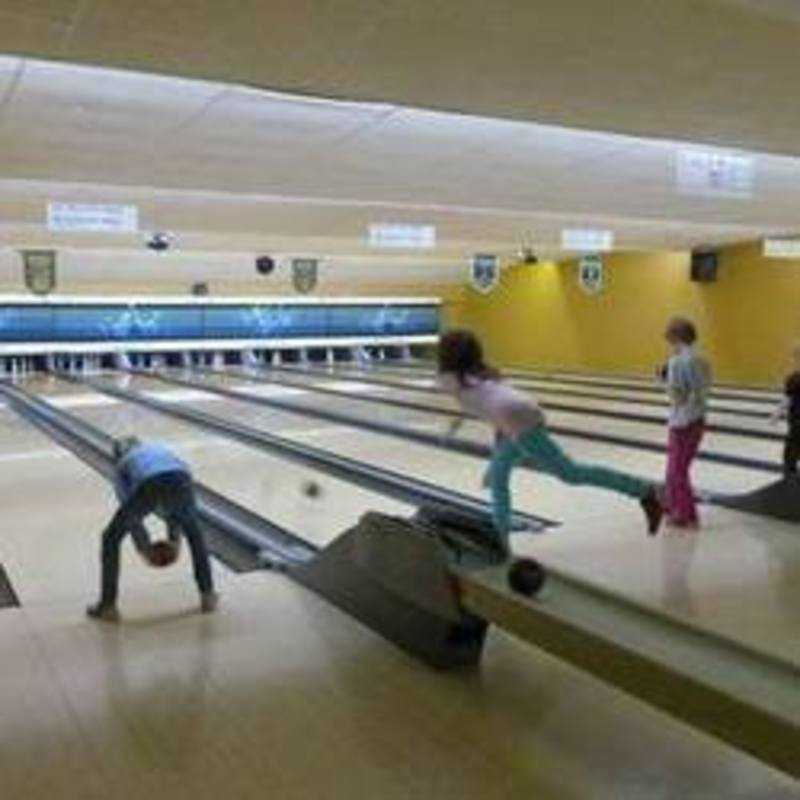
left=0, top=344, right=414, bottom=379
left=0, top=357, right=35, bottom=378
left=0, top=355, right=104, bottom=377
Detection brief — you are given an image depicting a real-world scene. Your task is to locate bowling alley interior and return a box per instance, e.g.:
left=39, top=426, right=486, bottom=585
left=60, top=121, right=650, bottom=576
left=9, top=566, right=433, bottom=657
left=0, top=2, right=799, bottom=798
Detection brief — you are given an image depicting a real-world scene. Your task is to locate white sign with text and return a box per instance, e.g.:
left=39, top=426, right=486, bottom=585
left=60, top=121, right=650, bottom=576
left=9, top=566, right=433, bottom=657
left=368, top=224, right=436, bottom=249
left=48, top=203, right=139, bottom=233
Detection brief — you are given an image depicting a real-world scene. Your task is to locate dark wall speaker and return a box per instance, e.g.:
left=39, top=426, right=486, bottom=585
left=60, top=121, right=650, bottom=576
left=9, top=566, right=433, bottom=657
left=256, top=255, right=276, bottom=275
left=690, top=250, right=718, bottom=283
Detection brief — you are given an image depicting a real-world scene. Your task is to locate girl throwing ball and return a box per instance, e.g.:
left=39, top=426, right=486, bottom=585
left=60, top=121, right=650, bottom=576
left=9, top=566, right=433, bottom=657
left=438, top=330, right=663, bottom=551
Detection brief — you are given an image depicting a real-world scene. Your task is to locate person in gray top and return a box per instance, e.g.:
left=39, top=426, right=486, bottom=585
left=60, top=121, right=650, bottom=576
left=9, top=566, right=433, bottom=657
left=661, top=317, right=712, bottom=529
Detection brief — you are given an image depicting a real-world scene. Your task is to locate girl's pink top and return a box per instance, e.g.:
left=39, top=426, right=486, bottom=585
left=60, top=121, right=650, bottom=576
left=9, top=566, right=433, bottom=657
left=441, top=373, right=545, bottom=438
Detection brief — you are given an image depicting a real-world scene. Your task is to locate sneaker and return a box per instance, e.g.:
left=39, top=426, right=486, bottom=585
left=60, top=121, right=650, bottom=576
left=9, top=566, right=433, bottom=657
left=86, top=602, right=120, bottom=622
left=200, top=591, right=219, bottom=614
left=640, top=487, right=664, bottom=536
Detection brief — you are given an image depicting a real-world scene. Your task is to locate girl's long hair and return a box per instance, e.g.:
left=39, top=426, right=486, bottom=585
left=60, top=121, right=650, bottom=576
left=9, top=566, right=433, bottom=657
left=437, top=329, right=500, bottom=386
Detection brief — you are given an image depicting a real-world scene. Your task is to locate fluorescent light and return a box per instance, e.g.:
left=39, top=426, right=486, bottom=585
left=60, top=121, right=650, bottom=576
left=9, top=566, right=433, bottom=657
left=561, top=229, right=614, bottom=252
left=48, top=203, right=139, bottom=233
left=368, top=224, right=436, bottom=248
left=763, top=238, right=800, bottom=258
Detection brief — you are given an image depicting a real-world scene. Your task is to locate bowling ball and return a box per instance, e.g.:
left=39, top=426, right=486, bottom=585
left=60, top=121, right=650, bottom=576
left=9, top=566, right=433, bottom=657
left=301, top=480, right=322, bottom=499
left=148, top=540, right=179, bottom=568
left=507, top=558, right=546, bottom=597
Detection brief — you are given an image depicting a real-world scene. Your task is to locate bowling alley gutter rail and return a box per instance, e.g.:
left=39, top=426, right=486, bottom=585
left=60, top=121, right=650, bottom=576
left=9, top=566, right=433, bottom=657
left=0, top=380, right=314, bottom=572
left=6, top=381, right=800, bottom=778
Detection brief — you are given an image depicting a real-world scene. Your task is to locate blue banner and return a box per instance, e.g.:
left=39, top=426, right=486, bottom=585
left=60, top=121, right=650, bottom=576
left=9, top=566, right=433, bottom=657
left=0, top=303, right=439, bottom=343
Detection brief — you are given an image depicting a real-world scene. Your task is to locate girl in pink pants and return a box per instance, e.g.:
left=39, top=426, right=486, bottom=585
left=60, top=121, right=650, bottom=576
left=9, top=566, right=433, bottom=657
left=662, top=317, right=712, bottom=528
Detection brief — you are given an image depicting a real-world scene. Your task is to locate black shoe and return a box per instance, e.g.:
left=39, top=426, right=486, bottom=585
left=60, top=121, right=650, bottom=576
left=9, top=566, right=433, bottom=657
left=86, top=602, right=120, bottom=622
left=640, top=487, right=664, bottom=536
left=200, top=592, right=219, bottom=614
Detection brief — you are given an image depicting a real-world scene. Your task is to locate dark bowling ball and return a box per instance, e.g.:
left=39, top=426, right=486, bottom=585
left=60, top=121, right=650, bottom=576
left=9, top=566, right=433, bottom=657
left=148, top=540, right=179, bottom=568
left=507, top=558, right=546, bottom=597
left=301, top=480, right=322, bottom=499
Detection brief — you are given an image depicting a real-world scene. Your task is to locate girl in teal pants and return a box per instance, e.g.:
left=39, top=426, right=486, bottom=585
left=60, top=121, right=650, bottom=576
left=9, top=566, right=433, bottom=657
left=439, top=330, right=663, bottom=551
left=487, top=427, right=653, bottom=547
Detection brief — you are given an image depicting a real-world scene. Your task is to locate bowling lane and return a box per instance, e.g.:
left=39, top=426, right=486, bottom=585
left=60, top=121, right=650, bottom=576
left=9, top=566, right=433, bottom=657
left=500, top=367, right=782, bottom=402
left=375, top=360, right=784, bottom=403
left=225, top=367, right=777, bottom=495
left=285, top=366, right=782, bottom=448
left=493, top=376, right=779, bottom=416
left=0, top=377, right=255, bottom=608
left=329, top=361, right=780, bottom=415
left=334, top=363, right=783, bottom=452
left=357, top=364, right=779, bottom=427
left=27, top=375, right=414, bottom=553
left=80, top=369, right=800, bottom=666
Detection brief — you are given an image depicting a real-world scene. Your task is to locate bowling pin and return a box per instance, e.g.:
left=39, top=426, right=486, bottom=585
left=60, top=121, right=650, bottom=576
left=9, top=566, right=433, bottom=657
left=243, top=349, right=257, bottom=368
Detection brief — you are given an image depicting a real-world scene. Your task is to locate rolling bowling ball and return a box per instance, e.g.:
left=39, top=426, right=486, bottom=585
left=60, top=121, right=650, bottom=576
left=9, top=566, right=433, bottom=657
left=507, top=558, right=546, bottom=597
left=301, top=480, right=322, bottom=499
left=148, top=540, right=179, bottom=568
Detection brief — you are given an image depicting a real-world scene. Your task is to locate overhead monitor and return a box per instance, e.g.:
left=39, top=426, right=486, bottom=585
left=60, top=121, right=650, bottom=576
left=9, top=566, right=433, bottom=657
left=690, top=250, right=719, bottom=282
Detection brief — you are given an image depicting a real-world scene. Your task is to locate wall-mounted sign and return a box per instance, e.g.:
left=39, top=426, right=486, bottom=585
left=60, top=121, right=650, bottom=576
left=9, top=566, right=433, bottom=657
left=561, top=228, right=614, bottom=252
left=578, top=253, right=604, bottom=295
left=675, top=150, right=754, bottom=198
left=20, top=250, right=57, bottom=295
left=763, top=238, right=800, bottom=259
left=368, top=224, right=436, bottom=249
left=292, top=257, right=319, bottom=294
left=47, top=203, right=139, bottom=233
left=470, top=253, right=500, bottom=294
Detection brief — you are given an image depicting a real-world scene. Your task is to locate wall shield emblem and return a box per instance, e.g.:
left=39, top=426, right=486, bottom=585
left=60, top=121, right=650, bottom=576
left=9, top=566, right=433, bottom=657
left=292, top=258, right=318, bottom=294
left=470, top=254, right=499, bottom=294
left=578, top=253, right=604, bottom=295
left=22, top=250, right=57, bottom=295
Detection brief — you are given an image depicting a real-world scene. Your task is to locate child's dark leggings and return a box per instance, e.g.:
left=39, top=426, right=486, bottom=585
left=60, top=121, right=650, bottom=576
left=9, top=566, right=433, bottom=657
left=99, top=471, right=213, bottom=605
left=783, top=423, right=800, bottom=476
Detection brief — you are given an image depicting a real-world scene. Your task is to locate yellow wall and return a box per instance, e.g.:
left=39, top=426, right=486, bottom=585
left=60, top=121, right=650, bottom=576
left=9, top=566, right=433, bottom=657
left=449, top=243, right=800, bottom=386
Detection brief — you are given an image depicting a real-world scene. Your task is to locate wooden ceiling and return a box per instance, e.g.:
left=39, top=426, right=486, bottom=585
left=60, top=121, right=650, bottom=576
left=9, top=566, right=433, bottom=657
left=2, top=0, right=800, bottom=156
